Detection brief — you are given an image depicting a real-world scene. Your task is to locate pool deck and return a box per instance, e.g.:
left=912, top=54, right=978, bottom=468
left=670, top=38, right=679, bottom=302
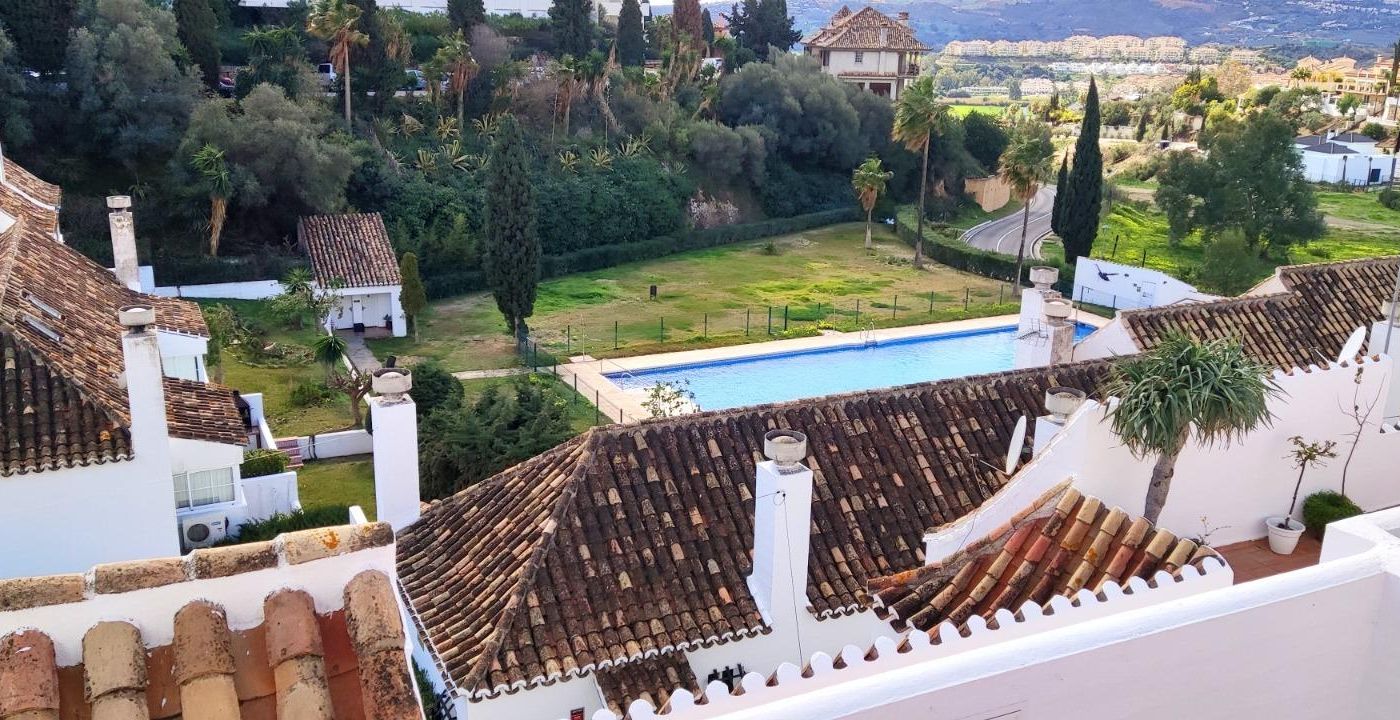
left=558, top=311, right=1109, bottom=423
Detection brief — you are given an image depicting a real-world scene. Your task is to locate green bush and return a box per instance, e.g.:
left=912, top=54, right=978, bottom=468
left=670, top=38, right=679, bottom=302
left=240, top=449, right=290, bottom=479
left=1380, top=188, right=1400, bottom=212
left=229, top=506, right=353, bottom=544
left=290, top=380, right=332, bottom=407
left=1301, top=491, right=1362, bottom=539
left=153, top=253, right=308, bottom=285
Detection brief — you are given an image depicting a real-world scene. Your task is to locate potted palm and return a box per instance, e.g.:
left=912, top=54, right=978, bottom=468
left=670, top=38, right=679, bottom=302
left=1268, top=436, right=1337, bottom=554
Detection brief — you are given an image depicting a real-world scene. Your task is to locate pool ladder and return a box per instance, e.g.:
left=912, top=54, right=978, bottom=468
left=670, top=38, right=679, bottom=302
left=860, top=321, right=878, bottom=347
left=1017, top=320, right=1049, bottom=346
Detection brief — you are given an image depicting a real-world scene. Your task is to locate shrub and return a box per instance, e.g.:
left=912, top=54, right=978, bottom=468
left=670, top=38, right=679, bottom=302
left=1380, top=188, right=1400, bottom=212
left=1196, top=234, right=1268, bottom=295
left=1301, top=490, right=1362, bottom=539
left=1362, top=122, right=1389, bottom=141
left=290, top=380, right=332, bottom=407
left=410, top=361, right=465, bottom=418
left=229, top=506, right=353, bottom=543
left=240, top=449, right=289, bottom=479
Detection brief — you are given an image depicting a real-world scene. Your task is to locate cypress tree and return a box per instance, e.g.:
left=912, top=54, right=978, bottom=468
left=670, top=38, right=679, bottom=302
left=701, top=9, right=715, bottom=46
left=448, top=0, right=485, bottom=33
left=0, top=0, right=77, bottom=73
left=1134, top=108, right=1150, bottom=142
left=1051, top=154, right=1068, bottom=237
left=174, top=0, right=222, bottom=87
left=549, top=0, right=594, bottom=58
left=755, top=0, right=798, bottom=57
left=674, top=0, right=703, bottom=43
left=484, top=116, right=540, bottom=340
left=616, top=0, right=644, bottom=67
left=399, top=252, right=427, bottom=341
left=1060, top=77, right=1103, bottom=264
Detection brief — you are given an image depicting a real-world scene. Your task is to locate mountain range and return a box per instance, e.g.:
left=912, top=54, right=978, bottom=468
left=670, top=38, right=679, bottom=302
left=775, top=0, right=1400, bottom=50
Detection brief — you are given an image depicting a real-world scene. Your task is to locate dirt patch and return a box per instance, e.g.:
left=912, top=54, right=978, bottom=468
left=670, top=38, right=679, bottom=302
left=1325, top=216, right=1395, bottom=233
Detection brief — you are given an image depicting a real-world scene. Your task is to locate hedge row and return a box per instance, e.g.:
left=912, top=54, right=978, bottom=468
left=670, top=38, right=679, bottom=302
left=893, top=211, right=1075, bottom=293
left=423, top=207, right=860, bottom=300
left=154, top=253, right=309, bottom=286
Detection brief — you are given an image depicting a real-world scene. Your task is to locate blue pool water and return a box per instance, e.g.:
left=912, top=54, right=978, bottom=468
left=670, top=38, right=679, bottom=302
left=607, top=323, right=1096, bottom=411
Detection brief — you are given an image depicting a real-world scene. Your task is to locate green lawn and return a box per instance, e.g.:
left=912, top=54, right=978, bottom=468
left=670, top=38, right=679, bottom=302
left=1087, top=196, right=1400, bottom=289
left=371, top=222, right=1014, bottom=370
left=945, top=103, right=1009, bottom=118
left=297, top=456, right=376, bottom=519
left=204, top=299, right=359, bottom=437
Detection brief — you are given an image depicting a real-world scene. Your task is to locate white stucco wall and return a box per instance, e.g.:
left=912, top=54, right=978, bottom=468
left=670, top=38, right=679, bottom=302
left=1072, top=256, right=1201, bottom=310
left=1069, top=316, right=1137, bottom=359
left=1299, top=149, right=1396, bottom=185
left=0, top=459, right=182, bottom=579
left=468, top=675, right=604, bottom=720
left=326, top=284, right=407, bottom=337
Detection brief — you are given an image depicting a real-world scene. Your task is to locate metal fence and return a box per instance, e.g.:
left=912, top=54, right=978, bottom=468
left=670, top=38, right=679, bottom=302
left=516, top=335, right=648, bottom=425
left=522, top=287, right=1020, bottom=359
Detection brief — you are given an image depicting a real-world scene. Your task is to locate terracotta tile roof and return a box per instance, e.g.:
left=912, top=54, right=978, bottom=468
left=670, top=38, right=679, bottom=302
left=0, top=523, right=421, bottom=719
left=298, top=213, right=402, bottom=288
left=0, top=156, right=61, bottom=207
left=0, top=172, right=239, bottom=473
left=164, top=377, right=249, bottom=446
left=867, top=486, right=1220, bottom=637
left=1121, top=255, right=1400, bottom=369
left=397, top=361, right=1110, bottom=700
left=802, top=7, right=929, bottom=52
left=594, top=652, right=700, bottom=716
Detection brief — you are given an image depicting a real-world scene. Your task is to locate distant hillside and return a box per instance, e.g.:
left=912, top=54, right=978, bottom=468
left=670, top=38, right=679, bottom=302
left=777, top=0, right=1399, bottom=50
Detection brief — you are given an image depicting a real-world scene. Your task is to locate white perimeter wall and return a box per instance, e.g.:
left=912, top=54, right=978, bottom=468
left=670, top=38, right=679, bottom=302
left=1072, top=256, right=1200, bottom=311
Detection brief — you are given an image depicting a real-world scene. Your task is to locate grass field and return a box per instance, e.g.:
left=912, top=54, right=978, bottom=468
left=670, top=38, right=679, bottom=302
left=207, top=299, right=358, bottom=437
left=370, top=223, right=1015, bottom=371
left=1087, top=191, right=1400, bottom=288
left=297, top=456, right=376, bottom=518
left=945, top=104, right=1009, bottom=118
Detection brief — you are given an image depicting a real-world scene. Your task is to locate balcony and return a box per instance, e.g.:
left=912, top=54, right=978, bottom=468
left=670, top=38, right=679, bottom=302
left=901, top=62, right=920, bottom=77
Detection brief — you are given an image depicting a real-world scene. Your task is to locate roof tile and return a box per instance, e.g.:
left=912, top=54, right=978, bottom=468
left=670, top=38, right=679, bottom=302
left=298, top=213, right=401, bottom=289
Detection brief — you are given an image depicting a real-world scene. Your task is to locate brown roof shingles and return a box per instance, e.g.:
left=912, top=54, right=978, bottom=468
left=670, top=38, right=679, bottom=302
left=298, top=213, right=402, bottom=289
left=0, top=523, right=420, bottom=719
left=397, top=361, right=1110, bottom=699
left=1122, top=255, right=1400, bottom=370
left=594, top=652, right=700, bottom=716
left=803, top=7, right=929, bottom=51
left=866, top=487, right=1220, bottom=637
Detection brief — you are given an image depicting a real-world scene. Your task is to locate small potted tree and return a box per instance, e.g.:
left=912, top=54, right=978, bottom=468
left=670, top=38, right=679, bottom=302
left=1268, top=436, right=1337, bottom=555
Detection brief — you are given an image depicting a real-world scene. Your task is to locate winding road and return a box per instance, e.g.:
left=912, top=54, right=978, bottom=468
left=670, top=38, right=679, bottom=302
left=960, top=186, right=1057, bottom=260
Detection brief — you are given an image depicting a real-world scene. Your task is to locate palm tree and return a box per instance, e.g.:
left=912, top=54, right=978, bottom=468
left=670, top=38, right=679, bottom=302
left=190, top=144, right=232, bottom=257
left=312, top=332, right=349, bottom=378
left=430, top=30, right=477, bottom=130
left=1104, top=333, right=1278, bottom=524
left=997, top=122, right=1054, bottom=287
left=892, top=76, right=950, bottom=269
left=307, top=0, right=368, bottom=129
left=553, top=55, right=582, bottom=137
left=851, top=157, right=892, bottom=252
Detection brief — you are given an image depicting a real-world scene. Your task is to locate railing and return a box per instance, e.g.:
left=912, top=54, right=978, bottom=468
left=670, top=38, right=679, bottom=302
left=517, top=334, right=647, bottom=424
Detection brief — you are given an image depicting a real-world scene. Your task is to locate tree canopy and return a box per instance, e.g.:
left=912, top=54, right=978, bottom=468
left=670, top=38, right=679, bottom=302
left=1154, top=111, right=1325, bottom=256
left=616, top=0, right=644, bottom=67
left=1059, top=76, right=1102, bottom=264
left=549, top=0, right=594, bottom=58
left=484, top=115, right=540, bottom=338
left=0, top=0, right=77, bottom=72
left=0, top=27, right=31, bottom=149
left=173, top=0, right=221, bottom=87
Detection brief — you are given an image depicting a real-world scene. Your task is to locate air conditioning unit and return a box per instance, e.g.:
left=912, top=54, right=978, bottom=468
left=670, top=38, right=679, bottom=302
left=179, top=512, right=229, bottom=550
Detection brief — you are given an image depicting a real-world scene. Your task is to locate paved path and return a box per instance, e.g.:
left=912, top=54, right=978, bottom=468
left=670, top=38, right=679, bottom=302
left=452, top=367, right=531, bottom=380
left=960, top=186, right=1056, bottom=260
left=336, top=330, right=382, bottom=374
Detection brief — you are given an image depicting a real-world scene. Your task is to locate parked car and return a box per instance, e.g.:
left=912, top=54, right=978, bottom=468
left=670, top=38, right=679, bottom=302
left=401, top=68, right=426, bottom=92
left=217, top=72, right=236, bottom=98
left=316, top=63, right=338, bottom=89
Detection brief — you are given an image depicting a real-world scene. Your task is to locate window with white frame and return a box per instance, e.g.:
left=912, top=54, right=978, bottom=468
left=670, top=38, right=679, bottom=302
left=173, top=467, right=236, bottom=509
left=854, top=51, right=864, bottom=64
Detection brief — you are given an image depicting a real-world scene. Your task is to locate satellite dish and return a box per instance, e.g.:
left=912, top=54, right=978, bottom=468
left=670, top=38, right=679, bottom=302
left=1337, top=326, right=1367, bottom=363
left=1005, top=416, right=1028, bottom=475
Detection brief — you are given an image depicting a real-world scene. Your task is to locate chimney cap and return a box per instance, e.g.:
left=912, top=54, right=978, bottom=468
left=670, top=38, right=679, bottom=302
left=763, top=429, right=808, bottom=470
left=1043, top=298, right=1072, bottom=322
left=106, top=195, right=132, bottom=210
left=372, top=367, right=413, bottom=401
left=1044, top=386, right=1087, bottom=421
left=1028, top=266, right=1059, bottom=288
left=118, top=304, right=155, bottom=330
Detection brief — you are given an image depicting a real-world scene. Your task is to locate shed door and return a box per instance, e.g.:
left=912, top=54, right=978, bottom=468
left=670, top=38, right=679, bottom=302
left=351, top=298, right=365, bottom=325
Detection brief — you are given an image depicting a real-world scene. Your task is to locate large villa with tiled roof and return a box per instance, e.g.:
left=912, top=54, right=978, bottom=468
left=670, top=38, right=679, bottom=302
left=802, top=6, right=929, bottom=100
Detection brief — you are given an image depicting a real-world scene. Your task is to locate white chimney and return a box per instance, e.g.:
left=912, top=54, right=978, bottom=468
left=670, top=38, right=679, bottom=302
left=119, top=305, right=181, bottom=558
left=108, top=196, right=141, bottom=292
left=1015, top=296, right=1076, bottom=368
left=747, top=429, right=814, bottom=628
left=1034, top=387, right=1086, bottom=456
left=368, top=368, right=420, bottom=531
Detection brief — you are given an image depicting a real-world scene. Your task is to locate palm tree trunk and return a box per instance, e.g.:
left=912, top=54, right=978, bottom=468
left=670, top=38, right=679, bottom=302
left=457, top=87, right=465, bottom=131
left=1013, top=193, right=1032, bottom=288
left=209, top=196, right=227, bottom=257
left=1143, top=434, right=1187, bottom=524
left=914, top=137, right=929, bottom=269
left=343, top=53, right=353, bottom=129
left=864, top=208, right=873, bottom=251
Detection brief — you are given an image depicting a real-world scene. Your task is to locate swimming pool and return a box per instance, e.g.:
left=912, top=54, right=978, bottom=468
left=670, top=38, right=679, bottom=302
left=606, top=323, right=1096, bottom=410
